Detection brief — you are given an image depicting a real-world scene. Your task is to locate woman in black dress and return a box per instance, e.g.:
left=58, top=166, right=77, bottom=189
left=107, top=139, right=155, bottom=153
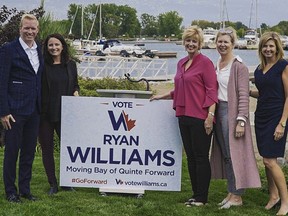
left=39, top=33, right=80, bottom=195
left=250, top=32, right=288, bottom=215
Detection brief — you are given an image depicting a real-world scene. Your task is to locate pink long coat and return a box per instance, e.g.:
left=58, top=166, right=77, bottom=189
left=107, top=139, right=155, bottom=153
left=210, top=58, right=261, bottom=190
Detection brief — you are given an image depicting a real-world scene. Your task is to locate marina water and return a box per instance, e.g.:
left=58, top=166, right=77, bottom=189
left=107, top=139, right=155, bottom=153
left=79, top=41, right=288, bottom=76
left=143, top=41, right=288, bottom=74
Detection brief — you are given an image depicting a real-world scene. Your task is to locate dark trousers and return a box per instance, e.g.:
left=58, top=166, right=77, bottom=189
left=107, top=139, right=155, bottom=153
left=3, top=110, right=40, bottom=196
left=179, top=116, right=212, bottom=203
left=38, top=119, right=61, bottom=187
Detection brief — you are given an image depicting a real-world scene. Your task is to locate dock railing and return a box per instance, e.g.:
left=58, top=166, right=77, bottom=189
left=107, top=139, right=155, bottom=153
left=77, top=55, right=170, bottom=80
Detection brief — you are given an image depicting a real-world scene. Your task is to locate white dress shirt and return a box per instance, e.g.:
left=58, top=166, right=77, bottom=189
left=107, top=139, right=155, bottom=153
left=19, top=37, right=40, bottom=73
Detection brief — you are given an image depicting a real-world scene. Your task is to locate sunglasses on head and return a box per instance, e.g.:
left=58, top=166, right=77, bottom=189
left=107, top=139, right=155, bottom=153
left=219, top=29, right=233, bottom=34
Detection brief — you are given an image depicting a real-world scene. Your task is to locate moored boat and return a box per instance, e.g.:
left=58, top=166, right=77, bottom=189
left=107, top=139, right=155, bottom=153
left=235, top=38, right=248, bottom=49
left=202, top=27, right=218, bottom=49
left=244, top=29, right=259, bottom=50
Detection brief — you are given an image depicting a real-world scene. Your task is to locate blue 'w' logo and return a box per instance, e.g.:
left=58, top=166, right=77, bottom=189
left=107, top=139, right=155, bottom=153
left=108, top=110, right=127, bottom=131
left=108, top=110, right=136, bottom=131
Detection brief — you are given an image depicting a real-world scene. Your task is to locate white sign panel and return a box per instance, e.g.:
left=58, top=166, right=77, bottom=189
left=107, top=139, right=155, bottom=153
left=60, top=97, right=182, bottom=191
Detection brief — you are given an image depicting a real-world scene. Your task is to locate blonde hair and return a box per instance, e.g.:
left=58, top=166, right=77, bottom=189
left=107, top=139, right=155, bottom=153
left=258, top=32, right=284, bottom=70
left=182, top=25, right=204, bottom=49
left=20, top=14, right=39, bottom=28
left=215, top=26, right=237, bottom=45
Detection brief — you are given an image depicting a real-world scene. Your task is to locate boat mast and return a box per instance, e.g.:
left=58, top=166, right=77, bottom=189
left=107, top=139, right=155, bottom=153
left=256, top=0, right=261, bottom=35
left=220, top=0, right=228, bottom=29
left=255, top=0, right=257, bottom=30
left=99, top=2, right=102, bottom=39
left=81, top=5, right=84, bottom=38
left=220, top=0, right=224, bottom=28
left=87, top=5, right=99, bottom=40
left=69, top=5, right=79, bottom=35
left=248, top=0, right=253, bottom=29
left=248, top=0, right=260, bottom=34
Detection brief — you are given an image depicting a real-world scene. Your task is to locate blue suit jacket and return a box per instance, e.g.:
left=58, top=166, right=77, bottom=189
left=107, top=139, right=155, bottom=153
left=0, top=39, right=44, bottom=116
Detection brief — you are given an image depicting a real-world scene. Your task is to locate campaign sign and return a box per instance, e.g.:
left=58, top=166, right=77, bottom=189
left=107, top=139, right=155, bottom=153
left=60, top=97, right=182, bottom=191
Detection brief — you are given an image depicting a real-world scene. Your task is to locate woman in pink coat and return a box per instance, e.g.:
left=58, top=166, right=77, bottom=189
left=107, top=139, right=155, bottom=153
left=210, top=27, right=261, bottom=209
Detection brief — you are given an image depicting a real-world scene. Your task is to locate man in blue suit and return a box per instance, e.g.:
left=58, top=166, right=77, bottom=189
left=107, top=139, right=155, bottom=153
left=0, top=14, right=44, bottom=203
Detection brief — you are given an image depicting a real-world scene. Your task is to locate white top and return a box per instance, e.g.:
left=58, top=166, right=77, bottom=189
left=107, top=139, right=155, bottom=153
left=19, top=37, right=39, bottom=73
left=216, top=55, right=246, bottom=122
left=216, top=57, right=233, bottom=101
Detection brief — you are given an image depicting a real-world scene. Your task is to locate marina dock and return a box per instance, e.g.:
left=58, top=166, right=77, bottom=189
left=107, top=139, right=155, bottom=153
left=154, top=51, right=177, bottom=58
left=76, top=49, right=177, bottom=59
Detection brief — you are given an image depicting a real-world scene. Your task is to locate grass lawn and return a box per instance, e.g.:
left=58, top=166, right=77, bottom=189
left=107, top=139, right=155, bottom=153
left=0, top=147, right=279, bottom=216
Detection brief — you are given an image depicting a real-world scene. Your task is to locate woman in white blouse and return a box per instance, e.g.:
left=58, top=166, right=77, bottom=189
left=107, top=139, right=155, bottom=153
left=211, top=27, right=261, bottom=209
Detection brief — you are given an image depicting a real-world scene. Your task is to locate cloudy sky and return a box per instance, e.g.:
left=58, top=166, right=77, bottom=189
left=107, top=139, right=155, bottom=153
left=1, top=0, right=287, bottom=28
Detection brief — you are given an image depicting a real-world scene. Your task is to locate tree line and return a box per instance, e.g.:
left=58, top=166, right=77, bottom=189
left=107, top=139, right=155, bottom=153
left=66, top=3, right=183, bottom=40
left=1, top=3, right=288, bottom=46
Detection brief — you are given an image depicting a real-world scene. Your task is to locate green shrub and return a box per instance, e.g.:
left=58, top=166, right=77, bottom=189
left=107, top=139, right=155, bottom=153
left=78, top=76, right=147, bottom=97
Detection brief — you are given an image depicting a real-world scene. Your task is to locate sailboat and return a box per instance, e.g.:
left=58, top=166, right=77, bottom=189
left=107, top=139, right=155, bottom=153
left=202, top=0, right=228, bottom=49
left=237, top=0, right=260, bottom=50
left=202, top=27, right=218, bottom=49
left=71, top=4, right=150, bottom=56
left=70, top=4, right=105, bottom=52
left=244, top=29, right=259, bottom=50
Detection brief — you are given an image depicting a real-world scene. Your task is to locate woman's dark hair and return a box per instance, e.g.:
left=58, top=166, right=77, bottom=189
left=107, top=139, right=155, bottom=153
left=43, top=33, right=70, bottom=65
